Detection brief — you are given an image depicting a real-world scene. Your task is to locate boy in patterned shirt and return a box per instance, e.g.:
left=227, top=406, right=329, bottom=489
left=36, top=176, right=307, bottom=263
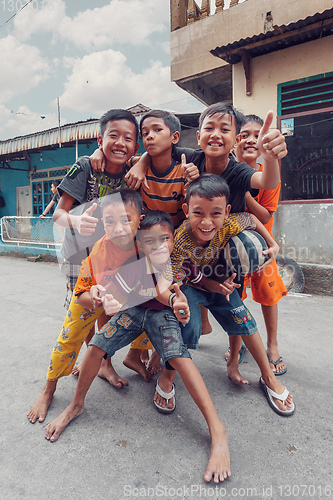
left=155, top=174, right=295, bottom=418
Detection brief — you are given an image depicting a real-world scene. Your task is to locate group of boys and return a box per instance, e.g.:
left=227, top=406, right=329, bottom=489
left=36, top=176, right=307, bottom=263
left=27, top=103, right=295, bottom=484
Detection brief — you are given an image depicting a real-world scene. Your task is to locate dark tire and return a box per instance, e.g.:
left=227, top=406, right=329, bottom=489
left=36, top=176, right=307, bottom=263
left=276, top=254, right=305, bottom=293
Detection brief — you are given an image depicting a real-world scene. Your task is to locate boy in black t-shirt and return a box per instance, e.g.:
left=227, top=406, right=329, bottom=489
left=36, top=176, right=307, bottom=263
left=28, top=109, right=142, bottom=425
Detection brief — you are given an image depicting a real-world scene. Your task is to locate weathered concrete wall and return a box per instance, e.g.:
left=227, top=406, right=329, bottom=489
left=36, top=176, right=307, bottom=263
left=274, top=203, right=333, bottom=265
left=170, top=0, right=333, bottom=83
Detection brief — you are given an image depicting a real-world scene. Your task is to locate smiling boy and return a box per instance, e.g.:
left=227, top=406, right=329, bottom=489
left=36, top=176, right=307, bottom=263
left=44, top=209, right=231, bottom=484
left=232, top=114, right=288, bottom=375
left=155, top=174, right=295, bottom=418
left=27, top=110, right=141, bottom=425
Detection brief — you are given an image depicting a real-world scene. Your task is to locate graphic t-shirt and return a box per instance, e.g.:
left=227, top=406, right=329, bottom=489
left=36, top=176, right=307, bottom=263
left=59, top=156, right=129, bottom=264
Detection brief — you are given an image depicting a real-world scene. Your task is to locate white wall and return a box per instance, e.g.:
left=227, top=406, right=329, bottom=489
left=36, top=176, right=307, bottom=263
left=232, top=36, right=333, bottom=126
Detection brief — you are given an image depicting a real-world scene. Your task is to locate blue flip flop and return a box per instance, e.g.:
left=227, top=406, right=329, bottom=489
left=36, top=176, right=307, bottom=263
left=225, top=342, right=247, bottom=364
left=266, top=350, right=287, bottom=376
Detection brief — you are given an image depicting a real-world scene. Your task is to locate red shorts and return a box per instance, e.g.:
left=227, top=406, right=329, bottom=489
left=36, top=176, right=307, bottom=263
left=242, top=259, right=288, bottom=306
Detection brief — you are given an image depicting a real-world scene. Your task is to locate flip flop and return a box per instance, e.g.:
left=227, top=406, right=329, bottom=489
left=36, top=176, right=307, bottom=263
left=259, top=377, right=295, bottom=417
left=266, top=350, right=287, bottom=376
left=224, top=342, right=247, bottom=364
left=153, top=379, right=175, bottom=414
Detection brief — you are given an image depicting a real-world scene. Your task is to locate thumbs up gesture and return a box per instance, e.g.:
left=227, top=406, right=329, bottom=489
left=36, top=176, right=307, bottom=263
left=171, top=283, right=190, bottom=324
left=181, top=154, right=200, bottom=183
left=77, top=202, right=99, bottom=236
left=257, top=111, right=288, bottom=160
left=102, top=293, right=122, bottom=316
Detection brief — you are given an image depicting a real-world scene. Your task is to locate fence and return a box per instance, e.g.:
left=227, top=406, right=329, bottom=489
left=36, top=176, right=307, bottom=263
left=1, top=216, right=62, bottom=248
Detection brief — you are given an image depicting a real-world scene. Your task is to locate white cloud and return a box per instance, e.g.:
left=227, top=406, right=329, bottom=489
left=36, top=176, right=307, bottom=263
left=59, top=50, right=201, bottom=115
left=13, top=0, right=67, bottom=42
left=14, top=0, right=169, bottom=50
left=0, top=36, right=49, bottom=102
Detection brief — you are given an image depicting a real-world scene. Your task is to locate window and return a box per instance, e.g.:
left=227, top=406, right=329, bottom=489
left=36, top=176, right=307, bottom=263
left=278, top=74, right=333, bottom=202
left=32, top=180, right=57, bottom=216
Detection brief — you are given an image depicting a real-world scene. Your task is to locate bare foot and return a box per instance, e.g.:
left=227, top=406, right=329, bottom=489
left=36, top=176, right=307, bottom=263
left=226, top=361, right=249, bottom=385
left=27, top=380, right=57, bottom=423
left=123, top=349, right=151, bottom=382
left=263, top=374, right=293, bottom=412
left=153, top=373, right=175, bottom=410
left=98, top=358, right=128, bottom=388
left=44, top=402, right=84, bottom=442
left=204, top=424, right=231, bottom=483
left=146, top=349, right=161, bottom=375
left=267, top=347, right=287, bottom=374
left=140, top=349, right=149, bottom=365
left=71, top=363, right=81, bottom=377
left=200, top=304, right=212, bottom=335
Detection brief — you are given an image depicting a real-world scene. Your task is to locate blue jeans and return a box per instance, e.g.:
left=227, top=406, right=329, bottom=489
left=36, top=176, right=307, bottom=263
left=89, top=306, right=191, bottom=368
left=181, top=285, right=258, bottom=349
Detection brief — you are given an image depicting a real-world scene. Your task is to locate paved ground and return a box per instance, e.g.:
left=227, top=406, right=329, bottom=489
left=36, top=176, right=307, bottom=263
left=1, top=256, right=332, bottom=500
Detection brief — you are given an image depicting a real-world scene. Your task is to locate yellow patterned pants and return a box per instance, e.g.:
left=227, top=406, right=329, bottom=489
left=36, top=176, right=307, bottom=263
left=46, top=294, right=151, bottom=380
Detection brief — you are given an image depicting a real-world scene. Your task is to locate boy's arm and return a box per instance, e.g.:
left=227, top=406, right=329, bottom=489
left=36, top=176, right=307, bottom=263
left=89, top=148, right=106, bottom=172
left=181, top=154, right=200, bottom=183
left=250, top=111, right=287, bottom=191
left=155, top=282, right=190, bottom=324
left=39, top=199, right=56, bottom=218
left=124, top=152, right=150, bottom=190
left=53, top=194, right=99, bottom=236
left=245, top=192, right=272, bottom=225
left=76, top=285, right=104, bottom=310
left=251, top=214, right=279, bottom=267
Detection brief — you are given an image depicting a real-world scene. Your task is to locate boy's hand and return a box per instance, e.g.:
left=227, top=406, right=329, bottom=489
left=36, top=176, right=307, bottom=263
left=102, top=293, right=122, bottom=316
left=125, top=157, right=149, bottom=190
left=181, top=154, right=199, bottom=183
left=89, top=148, right=106, bottom=172
left=90, top=284, right=106, bottom=310
left=258, top=241, right=280, bottom=271
left=257, top=111, right=288, bottom=161
left=172, top=283, right=190, bottom=324
left=219, top=273, right=241, bottom=301
left=77, top=203, right=99, bottom=236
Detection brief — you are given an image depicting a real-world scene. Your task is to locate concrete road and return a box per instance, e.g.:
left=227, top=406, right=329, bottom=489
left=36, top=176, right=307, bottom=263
left=0, top=256, right=332, bottom=500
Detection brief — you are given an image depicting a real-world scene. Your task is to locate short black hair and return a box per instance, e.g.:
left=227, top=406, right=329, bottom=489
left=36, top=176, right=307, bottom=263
left=139, top=109, right=181, bottom=135
left=100, top=109, right=139, bottom=142
left=51, top=180, right=60, bottom=188
left=241, top=114, right=264, bottom=128
left=139, top=210, right=174, bottom=237
left=199, top=102, right=244, bottom=134
left=100, top=188, right=143, bottom=216
left=185, top=174, right=230, bottom=204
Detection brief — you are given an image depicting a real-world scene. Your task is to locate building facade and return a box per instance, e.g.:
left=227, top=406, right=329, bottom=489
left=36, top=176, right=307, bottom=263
left=170, top=0, right=333, bottom=290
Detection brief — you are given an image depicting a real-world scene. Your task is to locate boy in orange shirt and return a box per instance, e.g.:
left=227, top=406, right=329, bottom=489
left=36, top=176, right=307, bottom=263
left=230, top=114, right=288, bottom=374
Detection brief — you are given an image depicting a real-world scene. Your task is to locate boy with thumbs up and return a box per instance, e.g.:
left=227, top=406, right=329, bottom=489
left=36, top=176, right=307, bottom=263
left=138, top=109, right=199, bottom=228
left=28, top=109, right=141, bottom=425
left=44, top=205, right=232, bottom=485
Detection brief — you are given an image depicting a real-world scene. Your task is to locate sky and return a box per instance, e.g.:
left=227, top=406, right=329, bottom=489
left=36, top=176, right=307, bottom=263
left=0, top=0, right=207, bottom=141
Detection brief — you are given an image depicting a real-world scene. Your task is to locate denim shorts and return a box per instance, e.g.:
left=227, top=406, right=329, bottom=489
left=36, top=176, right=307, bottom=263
left=181, top=285, right=258, bottom=349
left=89, top=306, right=191, bottom=368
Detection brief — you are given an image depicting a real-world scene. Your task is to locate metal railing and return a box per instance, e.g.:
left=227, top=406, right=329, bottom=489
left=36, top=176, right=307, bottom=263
left=1, top=216, right=62, bottom=248
left=171, top=0, right=245, bottom=31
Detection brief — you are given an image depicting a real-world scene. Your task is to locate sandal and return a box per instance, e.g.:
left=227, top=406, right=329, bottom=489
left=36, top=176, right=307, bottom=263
left=224, top=342, right=247, bottom=364
left=153, top=379, right=175, bottom=414
left=266, top=350, right=287, bottom=376
left=259, top=377, right=295, bottom=417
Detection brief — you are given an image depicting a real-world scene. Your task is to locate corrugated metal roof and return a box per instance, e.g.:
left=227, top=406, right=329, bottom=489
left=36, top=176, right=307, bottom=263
left=0, top=119, right=100, bottom=157
left=211, top=8, right=333, bottom=64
